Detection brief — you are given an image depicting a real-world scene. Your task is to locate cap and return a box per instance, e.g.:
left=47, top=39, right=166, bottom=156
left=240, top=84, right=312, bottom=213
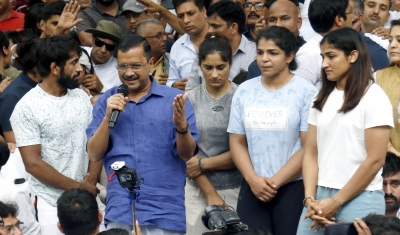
left=84, top=20, right=122, bottom=43
left=121, top=0, right=146, bottom=14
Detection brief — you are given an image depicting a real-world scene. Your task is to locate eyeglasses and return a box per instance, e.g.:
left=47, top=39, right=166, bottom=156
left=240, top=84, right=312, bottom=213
left=0, top=221, right=24, bottom=235
left=243, top=2, right=266, bottom=11
left=345, top=11, right=357, bottom=15
left=122, top=11, right=146, bottom=20
left=116, top=60, right=149, bottom=71
left=144, top=32, right=168, bottom=40
left=94, top=38, right=116, bottom=51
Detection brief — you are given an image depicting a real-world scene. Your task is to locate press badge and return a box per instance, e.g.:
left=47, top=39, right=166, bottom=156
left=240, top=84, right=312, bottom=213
left=244, top=107, right=289, bottom=130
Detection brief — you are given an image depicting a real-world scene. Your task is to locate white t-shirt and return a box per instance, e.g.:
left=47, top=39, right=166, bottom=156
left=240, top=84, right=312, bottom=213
left=10, top=85, right=92, bottom=206
left=308, top=84, right=394, bottom=191
left=82, top=47, right=121, bottom=92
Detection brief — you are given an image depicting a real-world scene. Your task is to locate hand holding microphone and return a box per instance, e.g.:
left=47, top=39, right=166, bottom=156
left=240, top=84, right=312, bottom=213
left=106, top=84, right=129, bottom=129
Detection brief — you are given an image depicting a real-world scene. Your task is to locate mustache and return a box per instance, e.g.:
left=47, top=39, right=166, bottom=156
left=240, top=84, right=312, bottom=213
left=73, top=72, right=80, bottom=80
left=123, top=75, right=139, bottom=81
left=248, top=12, right=260, bottom=18
left=368, top=13, right=381, bottom=20
left=385, top=194, right=398, bottom=201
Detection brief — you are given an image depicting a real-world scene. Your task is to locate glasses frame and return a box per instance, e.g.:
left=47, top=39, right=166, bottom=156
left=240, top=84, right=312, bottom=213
left=94, top=38, right=116, bottom=51
left=144, top=32, right=168, bottom=40
left=122, top=11, right=147, bottom=20
left=243, top=2, right=266, bottom=11
left=116, top=59, right=150, bottom=72
left=2, top=221, right=23, bottom=235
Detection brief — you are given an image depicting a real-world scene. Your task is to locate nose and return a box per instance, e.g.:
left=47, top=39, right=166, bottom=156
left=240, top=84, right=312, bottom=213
left=184, top=14, right=190, bottom=24
left=208, top=25, right=215, bottom=33
left=210, top=68, right=218, bottom=78
left=321, top=58, right=329, bottom=69
left=276, top=19, right=283, bottom=27
left=76, top=63, right=83, bottom=72
left=125, top=67, right=136, bottom=77
left=372, top=6, right=380, bottom=14
left=99, top=44, right=107, bottom=53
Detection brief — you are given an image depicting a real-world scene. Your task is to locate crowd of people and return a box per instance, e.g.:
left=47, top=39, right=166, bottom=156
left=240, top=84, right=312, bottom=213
left=0, top=0, right=400, bottom=234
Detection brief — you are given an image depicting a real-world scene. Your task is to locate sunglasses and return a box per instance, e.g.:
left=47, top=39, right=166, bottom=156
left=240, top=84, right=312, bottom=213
left=94, top=38, right=116, bottom=51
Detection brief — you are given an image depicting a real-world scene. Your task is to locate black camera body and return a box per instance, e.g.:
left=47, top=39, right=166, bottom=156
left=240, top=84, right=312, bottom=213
left=115, top=167, right=138, bottom=190
left=202, top=205, right=248, bottom=235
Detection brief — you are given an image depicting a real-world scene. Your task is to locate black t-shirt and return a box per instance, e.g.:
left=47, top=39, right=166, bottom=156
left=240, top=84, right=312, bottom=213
left=0, top=72, right=38, bottom=134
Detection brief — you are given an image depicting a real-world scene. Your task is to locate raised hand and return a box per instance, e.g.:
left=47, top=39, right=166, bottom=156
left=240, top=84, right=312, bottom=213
left=172, top=93, right=188, bottom=131
left=53, top=0, right=83, bottom=35
left=255, top=16, right=267, bottom=36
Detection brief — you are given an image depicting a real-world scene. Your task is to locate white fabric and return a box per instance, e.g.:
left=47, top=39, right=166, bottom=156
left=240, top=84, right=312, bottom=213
left=385, top=11, right=400, bottom=28
left=364, top=33, right=390, bottom=51
left=308, top=84, right=394, bottom=191
left=397, top=208, right=400, bottom=218
left=10, top=86, right=92, bottom=207
left=294, top=33, right=323, bottom=89
left=167, top=34, right=197, bottom=86
left=1, top=148, right=30, bottom=194
left=82, top=47, right=121, bottom=92
left=185, top=181, right=240, bottom=234
left=31, top=190, right=63, bottom=235
left=299, top=0, right=315, bottom=42
left=0, top=173, right=40, bottom=235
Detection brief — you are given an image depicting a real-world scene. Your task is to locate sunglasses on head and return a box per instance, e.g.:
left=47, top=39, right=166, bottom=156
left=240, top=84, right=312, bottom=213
left=94, top=38, right=116, bottom=51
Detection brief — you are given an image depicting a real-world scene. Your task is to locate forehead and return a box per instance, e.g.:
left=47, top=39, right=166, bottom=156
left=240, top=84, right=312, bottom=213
left=117, top=47, right=147, bottom=63
left=383, top=172, right=400, bottom=180
left=2, top=216, right=18, bottom=226
left=365, top=0, right=390, bottom=6
left=390, top=25, right=400, bottom=36
left=257, top=38, right=281, bottom=49
left=46, top=14, right=60, bottom=23
left=245, top=0, right=265, bottom=4
left=143, top=23, right=164, bottom=32
left=269, top=1, right=297, bottom=17
left=67, top=51, right=79, bottom=61
left=176, top=1, right=200, bottom=14
left=208, top=14, right=226, bottom=24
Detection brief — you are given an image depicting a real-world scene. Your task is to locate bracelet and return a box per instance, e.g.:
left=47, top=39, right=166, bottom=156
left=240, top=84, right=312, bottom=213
left=303, top=196, right=314, bottom=207
left=198, top=158, right=205, bottom=172
left=175, top=123, right=189, bottom=134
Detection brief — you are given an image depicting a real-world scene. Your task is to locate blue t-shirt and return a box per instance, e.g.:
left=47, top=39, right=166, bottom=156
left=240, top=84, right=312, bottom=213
left=86, top=78, right=199, bottom=232
left=227, top=75, right=317, bottom=178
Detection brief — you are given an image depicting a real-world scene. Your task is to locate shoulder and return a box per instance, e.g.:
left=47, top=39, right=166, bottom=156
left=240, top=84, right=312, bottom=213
left=292, top=75, right=318, bottom=92
left=171, top=34, right=188, bottom=51
left=365, top=83, right=387, bottom=97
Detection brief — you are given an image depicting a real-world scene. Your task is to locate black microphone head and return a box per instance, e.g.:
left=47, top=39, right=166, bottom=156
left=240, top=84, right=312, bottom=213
left=117, top=84, right=129, bottom=97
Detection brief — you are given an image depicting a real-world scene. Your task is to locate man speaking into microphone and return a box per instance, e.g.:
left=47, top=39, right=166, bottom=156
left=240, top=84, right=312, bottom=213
left=86, top=34, right=199, bottom=235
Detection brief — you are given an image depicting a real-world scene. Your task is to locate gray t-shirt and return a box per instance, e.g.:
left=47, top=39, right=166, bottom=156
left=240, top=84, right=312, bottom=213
left=187, top=83, right=242, bottom=190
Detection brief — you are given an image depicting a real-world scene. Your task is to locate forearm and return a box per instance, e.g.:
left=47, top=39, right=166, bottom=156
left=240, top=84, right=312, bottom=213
left=87, top=160, right=103, bottom=185
left=176, top=132, right=196, bottom=161
left=332, top=157, right=384, bottom=204
left=229, top=135, right=257, bottom=181
left=271, top=149, right=304, bottom=188
left=201, top=151, right=236, bottom=171
left=302, top=152, right=318, bottom=198
left=193, top=174, right=217, bottom=196
left=53, top=26, right=68, bottom=36
left=159, top=8, right=184, bottom=35
left=78, top=31, right=93, bottom=47
left=25, top=159, right=80, bottom=190
left=87, top=118, right=111, bottom=162
left=3, top=131, right=16, bottom=143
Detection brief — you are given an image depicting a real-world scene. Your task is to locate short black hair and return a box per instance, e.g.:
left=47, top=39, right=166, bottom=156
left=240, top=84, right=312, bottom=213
left=35, top=35, right=82, bottom=78
left=16, top=31, right=38, bottom=73
left=198, top=34, right=232, bottom=65
left=117, top=34, right=152, bottom=60
left=0, top=140, right=10, bottom=167
left=172, top=0, right=204, bottom=11
left=0, top=201, right=18, bottom=218
left=309, top=0, right=348, bottom=33
left=207, top=0, right=245, bottom=34
left=391, top=19, right=400, bottom=28
left=0, top=31, right=10, bottom=57
left=382, top=152, right=400, bottom=177
left=98, top=228, right=130, bottom=235
left=41, top=1, right=65, bottom=23
left=24, top=3, right=45, bottom=37
left=363, top=214, right=400, bottom=235
left=256, top=26, right=298, bottom=71
left=57, top=189, right=99, bottom=235
left=4, top=31, right=20, bottom=44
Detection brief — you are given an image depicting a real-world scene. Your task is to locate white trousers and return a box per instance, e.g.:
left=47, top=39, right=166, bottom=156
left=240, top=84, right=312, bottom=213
left=184, top=181, right=240, bottom=235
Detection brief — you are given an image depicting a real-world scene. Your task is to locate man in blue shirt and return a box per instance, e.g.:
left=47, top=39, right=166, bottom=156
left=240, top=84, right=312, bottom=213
left=86, top=34, right=199, bottom=235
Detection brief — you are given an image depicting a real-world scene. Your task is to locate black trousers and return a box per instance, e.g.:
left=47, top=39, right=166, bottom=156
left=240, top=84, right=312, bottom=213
left=236, top=179, right=304, bottom=235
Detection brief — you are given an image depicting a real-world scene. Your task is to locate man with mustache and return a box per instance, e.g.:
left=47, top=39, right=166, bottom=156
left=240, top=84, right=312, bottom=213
left=362, top=0, right=391, bottom=49
left=382, top=152, right=400, bottom=218
left=242, top=0, right=268, bottom=42
left=83, top=20, right=123, bottom=93
left=10, top=35, right=100, bottom=235
left=76, top=0, right=128, bottom=46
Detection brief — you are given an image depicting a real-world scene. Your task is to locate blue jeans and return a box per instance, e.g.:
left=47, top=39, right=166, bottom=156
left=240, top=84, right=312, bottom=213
left=296, top=186, right=385, bottom=235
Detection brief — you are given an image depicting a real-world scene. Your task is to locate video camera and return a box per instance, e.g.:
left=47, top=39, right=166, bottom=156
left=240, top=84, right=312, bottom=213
left=202, top=205, right=248, bottom=235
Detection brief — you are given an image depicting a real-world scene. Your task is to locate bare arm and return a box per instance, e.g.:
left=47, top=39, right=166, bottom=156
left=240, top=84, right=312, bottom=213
left=193, top=174, right=226, bottom=207
left=201, top=151, right=236, bottom=171
left=87, top=117, right=111, bottom=162
left=302, top=125, right=319, bottom=201
left=19, top=144, right=98, bottom=194
left=87, top=160, right=103, bottom=185
left=3, top=131, right=16, bottom=152
left=78, top=31, right=93, bottom=47
left=271, top=132, right=307, bottom=188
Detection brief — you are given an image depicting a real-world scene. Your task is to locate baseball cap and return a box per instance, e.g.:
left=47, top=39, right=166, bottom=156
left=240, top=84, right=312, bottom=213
left=85, top=20, right=122, bottom=43
left=121, top=0, right=146, bottom=14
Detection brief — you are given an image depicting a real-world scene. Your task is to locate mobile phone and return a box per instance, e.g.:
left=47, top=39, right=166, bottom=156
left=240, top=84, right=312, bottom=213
left=14, top=178, right=26, bottom=184
left=324, top=223, right=358, bottom=235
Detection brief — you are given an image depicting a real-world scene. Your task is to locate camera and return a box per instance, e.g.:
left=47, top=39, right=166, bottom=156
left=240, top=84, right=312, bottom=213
left=111, top=161, right=141, bottom=191
left=202, top=205, right=248, bottom=235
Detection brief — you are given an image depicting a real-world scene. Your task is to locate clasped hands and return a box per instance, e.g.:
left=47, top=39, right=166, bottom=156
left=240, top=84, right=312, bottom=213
left=304, top=197, right=343, bottom=232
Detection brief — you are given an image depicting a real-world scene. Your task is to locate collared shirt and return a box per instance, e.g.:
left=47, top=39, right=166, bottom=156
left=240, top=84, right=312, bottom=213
left=186, top=35, right=256, bottom=90
left=295, top=32, right=323, bottom=89
left=364, top=32, right=389, bottom=52
left=0, top=9, right=24, bottom=32
left=76, top=0, right=128, bottom=35
left=243, top=24, right=255, bottom=42
left=82, top=47, right=122, bottom=92
left=167, top=34, right=197, bottom=86
left=86, top=76, right=199, bottom=232
left=0, top=72, right=38, bottom=133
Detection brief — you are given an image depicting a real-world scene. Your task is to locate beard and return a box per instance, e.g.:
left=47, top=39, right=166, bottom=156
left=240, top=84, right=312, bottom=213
left=57, top=68, right=80, bottom=90
left=97, top=0, right=115, bottom=6
left=385, top=193, right=400, bottom=212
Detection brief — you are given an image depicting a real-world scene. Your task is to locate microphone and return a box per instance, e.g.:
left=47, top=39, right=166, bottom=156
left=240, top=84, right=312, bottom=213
left=109, top=84, right=129, bottom=129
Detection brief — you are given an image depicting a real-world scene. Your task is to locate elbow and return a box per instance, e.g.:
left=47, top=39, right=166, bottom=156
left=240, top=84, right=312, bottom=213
left=24, top=162, right=39, bottom=175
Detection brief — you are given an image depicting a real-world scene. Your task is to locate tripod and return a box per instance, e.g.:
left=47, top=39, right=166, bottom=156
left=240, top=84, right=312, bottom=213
left=129, top=188, right=138, bottom=235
